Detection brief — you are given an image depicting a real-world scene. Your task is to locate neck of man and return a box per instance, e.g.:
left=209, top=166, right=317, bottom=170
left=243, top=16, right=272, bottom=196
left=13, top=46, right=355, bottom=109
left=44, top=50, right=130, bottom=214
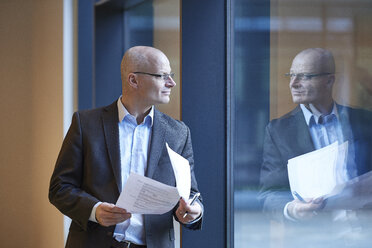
left=121, top=95, right=152, bottom=125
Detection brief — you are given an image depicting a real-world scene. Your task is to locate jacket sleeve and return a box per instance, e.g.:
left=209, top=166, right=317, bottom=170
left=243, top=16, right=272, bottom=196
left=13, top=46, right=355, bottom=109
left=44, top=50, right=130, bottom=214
left=49, top=112, right=99, bottom=231
left=258, top=123, right=293, bottom=221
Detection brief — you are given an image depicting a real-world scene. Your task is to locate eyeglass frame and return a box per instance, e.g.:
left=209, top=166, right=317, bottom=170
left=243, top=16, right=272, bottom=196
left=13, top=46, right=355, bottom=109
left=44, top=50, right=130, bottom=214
left=285, top=72, right=333, bottom=81
left=133, top=71, right=175, bottom=80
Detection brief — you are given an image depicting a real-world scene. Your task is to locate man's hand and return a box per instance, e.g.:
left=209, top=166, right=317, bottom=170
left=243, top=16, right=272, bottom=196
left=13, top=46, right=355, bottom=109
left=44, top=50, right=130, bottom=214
left=287, top=197, right=324, bottom=221
left=95, top=202, right=131, bottom=227
left=175, top=197, right=202, bottom=224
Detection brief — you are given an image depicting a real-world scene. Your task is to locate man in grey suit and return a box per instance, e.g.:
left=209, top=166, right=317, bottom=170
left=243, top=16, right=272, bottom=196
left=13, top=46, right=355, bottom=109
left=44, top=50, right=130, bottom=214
left=258, top=48, right=372, bottom=245
left=49, top=46, right=203, bottom=248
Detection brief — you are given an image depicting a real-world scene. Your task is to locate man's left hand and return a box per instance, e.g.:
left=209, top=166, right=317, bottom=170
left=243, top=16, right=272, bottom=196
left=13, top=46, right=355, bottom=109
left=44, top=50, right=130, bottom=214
left=175, top=197, right=202, bottom=224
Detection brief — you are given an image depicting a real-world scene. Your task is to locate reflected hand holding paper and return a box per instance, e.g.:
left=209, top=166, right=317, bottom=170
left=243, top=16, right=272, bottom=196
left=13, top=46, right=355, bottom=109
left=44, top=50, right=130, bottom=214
left=287, top=196, right=325, bottom=220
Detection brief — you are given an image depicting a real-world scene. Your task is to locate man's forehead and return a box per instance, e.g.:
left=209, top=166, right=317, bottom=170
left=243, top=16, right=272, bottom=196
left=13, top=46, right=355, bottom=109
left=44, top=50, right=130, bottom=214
left=144, top=54, right=170, bottom=71
left=291, top=56, right=321, bottom=72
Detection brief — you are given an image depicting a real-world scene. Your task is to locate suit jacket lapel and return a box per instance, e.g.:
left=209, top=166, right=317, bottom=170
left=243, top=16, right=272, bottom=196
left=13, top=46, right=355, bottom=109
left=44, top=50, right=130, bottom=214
left=146, top=109, right=166, bottom=179
left=290, top=106, right=315, bottom=155
left=337, top=105, right=369, bottom=175
left=337, top=104, right=352, bottom=141
left=102, top=101, right=122, bottom=192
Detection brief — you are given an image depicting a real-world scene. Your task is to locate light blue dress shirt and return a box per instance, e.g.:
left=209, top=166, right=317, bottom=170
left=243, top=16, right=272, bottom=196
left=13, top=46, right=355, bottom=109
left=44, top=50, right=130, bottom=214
left=113, top=98, right=154, bottom=245
left=300, top=103, right=355, bottom=183
left=300, top=104, right=344, bottom=149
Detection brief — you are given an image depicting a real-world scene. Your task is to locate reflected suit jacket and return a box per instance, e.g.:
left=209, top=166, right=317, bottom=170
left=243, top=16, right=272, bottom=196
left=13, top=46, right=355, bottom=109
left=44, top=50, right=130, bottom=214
left=258, top=104, right=372, bottom=220
left=49, top=101, right=202, bottom=248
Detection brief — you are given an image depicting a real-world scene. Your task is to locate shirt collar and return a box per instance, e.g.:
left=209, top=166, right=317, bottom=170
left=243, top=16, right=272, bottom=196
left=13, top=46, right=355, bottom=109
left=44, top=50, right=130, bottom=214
left=300, top=103, right=339, bottom=126
left=117, top=97, right=154, bottom=126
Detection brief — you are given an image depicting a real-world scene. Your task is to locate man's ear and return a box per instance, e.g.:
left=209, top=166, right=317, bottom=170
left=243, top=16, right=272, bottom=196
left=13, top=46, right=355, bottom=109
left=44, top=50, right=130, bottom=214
left=128, top=73, right=139, bottom=89
left=326, top=74, right=335, bottom=88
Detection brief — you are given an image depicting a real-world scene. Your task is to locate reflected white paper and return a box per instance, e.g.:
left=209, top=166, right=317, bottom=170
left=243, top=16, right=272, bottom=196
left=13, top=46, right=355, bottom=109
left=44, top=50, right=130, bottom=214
left=115, top=144, right=191, bottom=214
left=287, top=141, right=348, bottom=199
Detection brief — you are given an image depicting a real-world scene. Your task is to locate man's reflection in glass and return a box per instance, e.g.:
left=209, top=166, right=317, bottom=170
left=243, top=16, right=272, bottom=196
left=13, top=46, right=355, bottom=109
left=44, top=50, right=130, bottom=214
left=258, top=48, right=372, bottom=247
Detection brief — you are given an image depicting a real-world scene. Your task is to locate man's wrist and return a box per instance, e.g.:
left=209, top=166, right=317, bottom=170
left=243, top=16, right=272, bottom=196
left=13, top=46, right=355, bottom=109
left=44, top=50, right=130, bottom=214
left=89, top=202, right=102, bottom=223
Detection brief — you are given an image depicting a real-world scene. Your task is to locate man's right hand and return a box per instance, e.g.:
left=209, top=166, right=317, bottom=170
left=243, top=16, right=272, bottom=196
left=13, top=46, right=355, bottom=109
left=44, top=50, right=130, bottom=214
left=287, top=197, right=324, bottom=221
left=95, top=202, right=131, bottom=227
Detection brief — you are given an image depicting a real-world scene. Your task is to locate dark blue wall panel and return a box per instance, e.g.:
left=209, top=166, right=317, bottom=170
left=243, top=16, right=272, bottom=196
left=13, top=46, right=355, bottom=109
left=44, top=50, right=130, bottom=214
left=78, top=0, right=95, bottom=110
left=182, top=0, right=227, bottom=247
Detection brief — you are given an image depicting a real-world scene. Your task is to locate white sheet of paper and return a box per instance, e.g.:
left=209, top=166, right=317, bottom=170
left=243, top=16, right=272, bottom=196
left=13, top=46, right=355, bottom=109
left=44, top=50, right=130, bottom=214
left=334, top=141, right=349, bottom=186
left=166, top=143, right=191, bottom=200
left=287, top=141, right=348, bottom=199
left=115, top=144, right=192, bottom=214
left=116, top=173, right=180, bottom=214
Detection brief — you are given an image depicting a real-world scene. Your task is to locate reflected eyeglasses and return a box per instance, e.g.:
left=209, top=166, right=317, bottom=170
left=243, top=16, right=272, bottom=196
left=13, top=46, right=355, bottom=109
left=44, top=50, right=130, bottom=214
left=285, top=72, right=333, bottom=81
left=133, top=72, right=175, bottom=80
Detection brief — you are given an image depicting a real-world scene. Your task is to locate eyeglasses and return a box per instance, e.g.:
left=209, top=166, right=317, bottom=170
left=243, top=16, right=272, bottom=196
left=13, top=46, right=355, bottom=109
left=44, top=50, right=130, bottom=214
left=285, top=72, right=333, bottom=81
left=133, top=71, right=175, bottom=80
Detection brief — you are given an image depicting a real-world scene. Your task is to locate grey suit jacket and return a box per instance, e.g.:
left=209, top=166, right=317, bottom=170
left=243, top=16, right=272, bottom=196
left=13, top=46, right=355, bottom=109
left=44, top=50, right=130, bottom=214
left=49, top=101, right=202, bottom=248
left=258, top=104, right=372, bottom=221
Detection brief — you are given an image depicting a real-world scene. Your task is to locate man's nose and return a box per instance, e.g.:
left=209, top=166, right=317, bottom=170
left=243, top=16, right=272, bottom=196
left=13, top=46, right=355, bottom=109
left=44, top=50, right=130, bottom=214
left=166, top=77, right=176, bottom=88
left=289, top=76, right=300, bottom=88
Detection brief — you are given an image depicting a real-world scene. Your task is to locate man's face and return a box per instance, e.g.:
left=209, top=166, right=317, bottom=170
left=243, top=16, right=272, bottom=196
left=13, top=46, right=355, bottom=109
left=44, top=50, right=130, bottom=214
left=289, top=55, right=332, bottom=105
left=136, top=54, right=176, bottom=106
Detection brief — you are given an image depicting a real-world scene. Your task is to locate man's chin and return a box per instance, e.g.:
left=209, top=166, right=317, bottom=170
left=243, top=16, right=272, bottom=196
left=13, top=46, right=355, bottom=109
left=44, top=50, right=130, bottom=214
left=155, top=98, right=170, bottom=105
left=292, top=97, right=307, bottom=104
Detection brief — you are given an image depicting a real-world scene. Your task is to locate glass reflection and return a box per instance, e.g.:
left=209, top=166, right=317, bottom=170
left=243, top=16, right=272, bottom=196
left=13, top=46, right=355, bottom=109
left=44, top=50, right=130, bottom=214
left=259, top=48, right=372, bottom=247
left=233, top=0, right=372, bottom=247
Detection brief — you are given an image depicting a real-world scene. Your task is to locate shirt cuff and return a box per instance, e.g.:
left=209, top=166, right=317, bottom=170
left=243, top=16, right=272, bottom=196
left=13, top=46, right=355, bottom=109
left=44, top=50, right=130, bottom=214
left=187, top=212, right=202, bottom=224
left=283, top=202, right=297, bottom=222
left=89, top=202, right=102, bottom=223
left=186, top=201, right=203, bottom=224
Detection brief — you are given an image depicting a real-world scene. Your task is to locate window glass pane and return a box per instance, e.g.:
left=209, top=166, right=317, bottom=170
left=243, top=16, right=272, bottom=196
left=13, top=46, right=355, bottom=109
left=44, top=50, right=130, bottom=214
left=233, top=0, right=372, bottom=247
left=233, top=0, right=270, bottom=247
